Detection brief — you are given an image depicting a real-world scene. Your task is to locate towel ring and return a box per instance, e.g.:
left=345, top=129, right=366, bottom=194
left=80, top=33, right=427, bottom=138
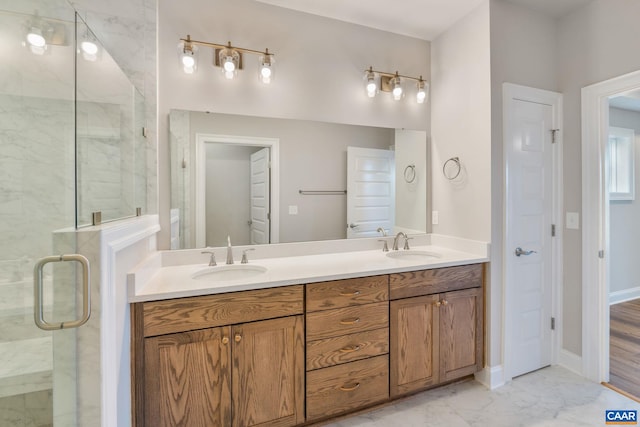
left=403, top=164, right=416, bottom=183
left=443, top=157, right=461, bottom=180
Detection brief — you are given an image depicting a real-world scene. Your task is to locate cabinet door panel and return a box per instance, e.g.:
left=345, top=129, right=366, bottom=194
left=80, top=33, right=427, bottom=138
left=390, top=295, right=440, bottom=396
left=440, top=287, right=483, bottom=381
left=144, top=327, right=231, bottom=427
left=232, top=316, right=305, bottom=427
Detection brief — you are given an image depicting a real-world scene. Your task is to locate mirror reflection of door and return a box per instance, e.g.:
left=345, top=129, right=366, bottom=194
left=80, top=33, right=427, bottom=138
left=346, top=146, right=395, bottom=239
left=205, top=143, right=270, bottom=246
left=250, top=148, right=271, bottom=244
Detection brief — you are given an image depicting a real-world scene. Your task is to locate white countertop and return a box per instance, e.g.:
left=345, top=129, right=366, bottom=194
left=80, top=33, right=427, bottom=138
left=128, top=235, right=489, bottom=302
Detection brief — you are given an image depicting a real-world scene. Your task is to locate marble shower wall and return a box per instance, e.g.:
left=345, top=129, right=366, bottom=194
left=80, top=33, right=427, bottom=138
left=71, top=0, right=157, bottom=215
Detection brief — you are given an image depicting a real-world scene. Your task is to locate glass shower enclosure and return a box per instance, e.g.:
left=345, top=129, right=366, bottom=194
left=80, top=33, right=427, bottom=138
left=0, top=0, right=146, bottom=424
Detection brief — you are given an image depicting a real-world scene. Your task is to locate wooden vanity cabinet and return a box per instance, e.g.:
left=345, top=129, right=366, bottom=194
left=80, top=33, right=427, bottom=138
left=305, top=275, right=390, bottom=421
left=389, top=264, right=484, bottom=397
left=132, top=286, right=305, bottom=427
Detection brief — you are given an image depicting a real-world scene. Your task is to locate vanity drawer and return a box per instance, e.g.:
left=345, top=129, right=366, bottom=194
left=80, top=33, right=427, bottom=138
left=306, top=355, right=389, bottom=420
left=306, top=328, right=389, bottom=371
left=390, top=264, right=483, bottom=300
left=141, top=285, right=304, bottom=337
left=306, top=275, right=389, bottom=312
left=306, top=301, right=389, bottom=341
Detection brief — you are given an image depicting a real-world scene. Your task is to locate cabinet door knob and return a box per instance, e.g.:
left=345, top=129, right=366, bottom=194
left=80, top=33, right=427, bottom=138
left=442, top=300, right=448, bottom=306
left=339, top=344, right=362, bottom=353
left=339, top=382, right=361, bottom=392
left=222, top=336, right=229, bottom=345
left=234, top=334, right=242, bottom=343
left=339, top=317, right=360, bottom=325
left=434, top=301, right=442, bottom=307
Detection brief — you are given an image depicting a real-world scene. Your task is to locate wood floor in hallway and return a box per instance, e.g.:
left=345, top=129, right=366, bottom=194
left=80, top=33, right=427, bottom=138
left=610, top=298, right=640, bottom=400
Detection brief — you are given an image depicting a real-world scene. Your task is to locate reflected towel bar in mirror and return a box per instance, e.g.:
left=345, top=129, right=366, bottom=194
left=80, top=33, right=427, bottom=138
left=298, top=190, right=347, bottom=195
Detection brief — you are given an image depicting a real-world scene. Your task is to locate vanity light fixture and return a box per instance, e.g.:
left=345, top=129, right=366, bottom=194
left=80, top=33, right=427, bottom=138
left=365, top=66, right=429, bottom=104
left=178, top=35, right=275, bottom=83
left=79, top=29, right=100, bottom=62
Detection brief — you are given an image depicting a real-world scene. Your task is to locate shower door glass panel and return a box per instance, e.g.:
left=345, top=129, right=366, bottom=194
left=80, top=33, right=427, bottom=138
left=76, top=15, right=146, bottom=226
left=0, top=1, right=87, bottom=425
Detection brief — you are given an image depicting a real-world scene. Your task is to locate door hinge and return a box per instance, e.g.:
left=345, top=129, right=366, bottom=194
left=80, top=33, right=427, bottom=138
left=551, top=317, right=556, bottom=330
left=267, top=212, right=271, bottom=221
left=551, top=129, right=560, bottom=144
left=551, top=224, right=556, bottom=237
left=599, top=250, right=605, bottom=259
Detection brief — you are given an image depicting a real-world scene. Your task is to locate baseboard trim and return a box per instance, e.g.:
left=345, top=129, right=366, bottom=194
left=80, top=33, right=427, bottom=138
left=610, top=286, right=640, bottom=305
left=558, top=349, right=583, bottom=376
left=474, top=365, right=505, bottom=390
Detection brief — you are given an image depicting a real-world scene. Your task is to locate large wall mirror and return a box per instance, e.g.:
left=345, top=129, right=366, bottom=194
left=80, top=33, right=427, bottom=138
left=170, top=110, right=428, bottom=249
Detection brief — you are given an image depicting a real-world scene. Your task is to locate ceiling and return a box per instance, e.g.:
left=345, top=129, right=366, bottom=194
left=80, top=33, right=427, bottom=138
left=254, top=0, right=593, bottom=40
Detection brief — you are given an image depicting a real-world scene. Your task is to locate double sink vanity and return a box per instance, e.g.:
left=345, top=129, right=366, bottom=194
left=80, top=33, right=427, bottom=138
left=128, top=234, right=488, bottom=426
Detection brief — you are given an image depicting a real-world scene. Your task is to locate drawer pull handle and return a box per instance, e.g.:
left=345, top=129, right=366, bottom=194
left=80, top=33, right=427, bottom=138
left=339, top=382, right=361, bottom=392
left=339, top=290, right=361, bottom=297
left=339, top=344, right=362, bottom=353
left=339, top=317, right=360, bottom=325
left=235, top=334, right=242, bottom=343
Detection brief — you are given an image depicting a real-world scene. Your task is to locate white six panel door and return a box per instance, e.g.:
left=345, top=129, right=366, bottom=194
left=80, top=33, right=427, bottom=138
left=506, top=98, right=554, bottom=378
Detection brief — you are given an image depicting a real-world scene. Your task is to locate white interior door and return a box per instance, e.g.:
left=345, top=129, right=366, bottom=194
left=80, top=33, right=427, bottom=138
left=504, top=86, right=558, bottom=379
left=250, top=147, right=270, bottom=244
left=347, top=147, right=395, bottom=239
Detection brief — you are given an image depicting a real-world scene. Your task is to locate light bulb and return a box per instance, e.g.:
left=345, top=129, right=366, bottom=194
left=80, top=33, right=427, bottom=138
left=178, top=38, right=198, bottom=74
left=27, top=28, right=46, bottom=48
left=223, top=56, right=236, bottom=72
left=364, top=69, right=377, bottom=98
left=416, top=79, right=428, bottom=104
left=81, top=41, right=98, bottom=55
left=224, top=69, right=235, bottom=80
left=260, top=65, right=272, bottom=84
left=392, top=79, right=403, bottom=101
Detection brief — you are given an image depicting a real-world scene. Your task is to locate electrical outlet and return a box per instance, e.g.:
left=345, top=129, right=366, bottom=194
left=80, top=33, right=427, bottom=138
left=432, top=210, right=439, bottom=225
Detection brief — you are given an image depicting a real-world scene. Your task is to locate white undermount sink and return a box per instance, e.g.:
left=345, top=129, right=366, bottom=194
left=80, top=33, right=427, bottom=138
left=191, top=264, right=268, bottom=281
left=386, top=250, right=442, bottom=260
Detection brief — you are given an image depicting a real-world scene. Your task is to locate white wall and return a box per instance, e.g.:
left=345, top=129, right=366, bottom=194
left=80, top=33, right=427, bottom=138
left=431, top=2, right=491, bottom=243
left=558, top=0, right=640, bottom=356
left=157, top=0, right=430, bottom=248
left=488, top=0, right=558, bottom=370
left=609, top=107, right=640, bottom=294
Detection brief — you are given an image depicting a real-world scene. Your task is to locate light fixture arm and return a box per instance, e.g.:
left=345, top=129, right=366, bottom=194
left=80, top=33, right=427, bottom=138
left=180, top=35, right=274, bottom=58
left=366, top=66, right=422, bottom=83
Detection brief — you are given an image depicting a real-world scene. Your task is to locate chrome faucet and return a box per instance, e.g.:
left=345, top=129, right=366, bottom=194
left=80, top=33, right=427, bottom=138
left=226, top=235, right=234, bottom=264
left=392, top=232, right=408, bottom=251
left=376, top=227, right=388, bottom=237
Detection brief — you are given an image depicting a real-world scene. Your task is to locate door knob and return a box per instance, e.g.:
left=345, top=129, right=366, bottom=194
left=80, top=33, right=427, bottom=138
left=515, top=247, right=537, bottom=257
left=348, top=223, right=359, bottom=229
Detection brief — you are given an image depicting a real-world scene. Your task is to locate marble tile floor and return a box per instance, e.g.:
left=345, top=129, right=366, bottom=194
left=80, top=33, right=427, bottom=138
left=322, top=366, right=640, bottom=427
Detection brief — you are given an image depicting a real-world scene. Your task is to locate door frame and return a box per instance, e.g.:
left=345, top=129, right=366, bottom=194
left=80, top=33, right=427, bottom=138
left=581, top=69, right=640, bottom=383
left=502, top=83, right=563, bottom=381
left=195, top=134, right=280, bottom=247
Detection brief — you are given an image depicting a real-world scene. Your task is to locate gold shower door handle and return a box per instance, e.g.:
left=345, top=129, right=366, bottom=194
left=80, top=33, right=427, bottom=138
left=34, top=254, right=91, bottom=331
